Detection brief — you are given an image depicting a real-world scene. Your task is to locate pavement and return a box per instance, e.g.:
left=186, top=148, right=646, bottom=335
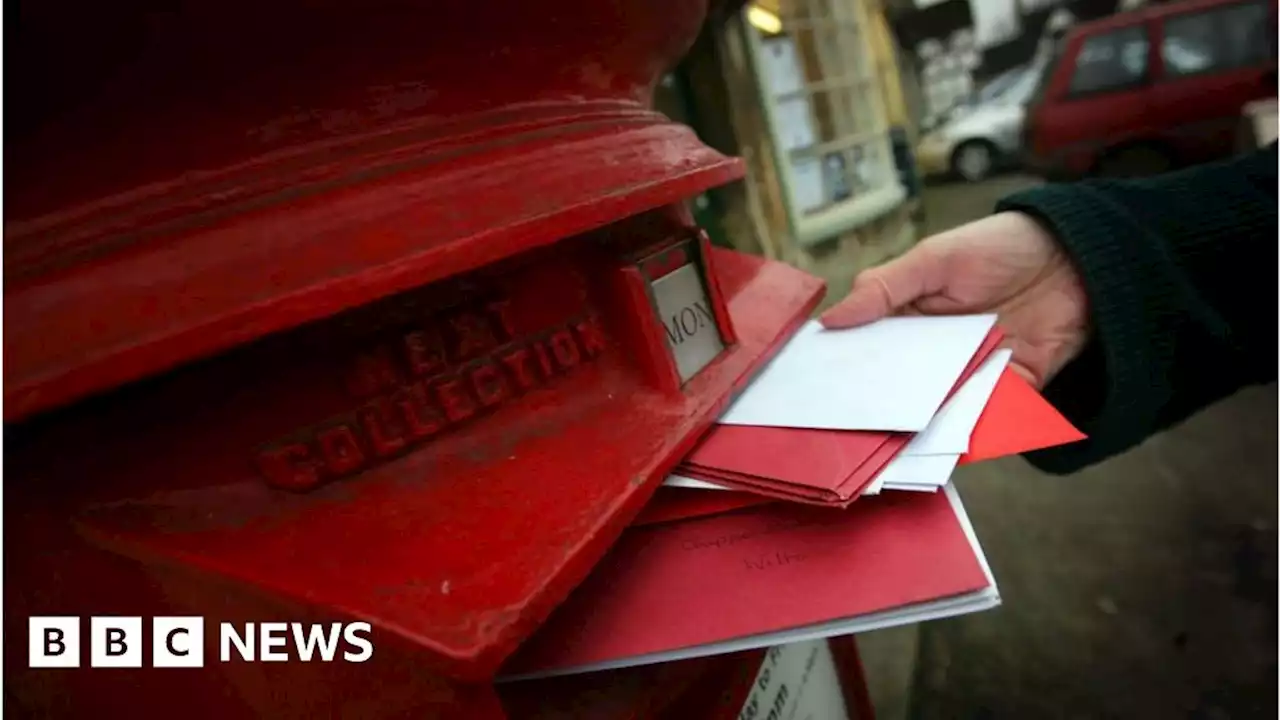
left=859, top=174, right=1278, bottom=720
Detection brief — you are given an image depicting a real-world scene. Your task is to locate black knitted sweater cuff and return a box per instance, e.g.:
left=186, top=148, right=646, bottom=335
left=994, top=184, right=1185, bottom=475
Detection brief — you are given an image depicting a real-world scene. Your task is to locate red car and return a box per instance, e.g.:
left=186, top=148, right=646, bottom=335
left=1023, top=0, right=1277, bottom=179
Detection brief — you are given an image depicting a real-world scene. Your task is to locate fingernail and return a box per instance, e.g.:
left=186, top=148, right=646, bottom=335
left=819, top=310, right=848, bottom=329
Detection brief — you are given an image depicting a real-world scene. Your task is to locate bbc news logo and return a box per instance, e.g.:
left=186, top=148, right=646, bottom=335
left=29, top=617, right=373, bottom=668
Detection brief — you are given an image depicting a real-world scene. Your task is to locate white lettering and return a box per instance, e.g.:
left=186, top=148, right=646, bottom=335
left=343, top=622, right=374, bottom=662
left=220, top=623, right=255, bottom=662
left=259, top=622, right=289, bottom=662
left=290, top=623, right=342, bottom=662
left=34, top=618, right=373, bottom=665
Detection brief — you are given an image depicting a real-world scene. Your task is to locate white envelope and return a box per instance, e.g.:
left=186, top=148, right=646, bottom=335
left=718, top=315, right=998, bottom=433
left=903, top=349, right=1011, bottom=455
left=864, top=454, right=961, bottom=495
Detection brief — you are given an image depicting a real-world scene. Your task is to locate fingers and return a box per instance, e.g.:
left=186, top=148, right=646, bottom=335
left=819, top=243, right=948, bottom=329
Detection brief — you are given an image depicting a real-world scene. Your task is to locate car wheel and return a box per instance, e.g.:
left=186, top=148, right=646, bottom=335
left=951, top=141, right=996, bottom=182
left=1095, top=145, right=1174, bottom=178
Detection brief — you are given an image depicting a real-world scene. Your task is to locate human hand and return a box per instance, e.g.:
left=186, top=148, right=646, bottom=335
left=819, top=212, right=1091, bottom=388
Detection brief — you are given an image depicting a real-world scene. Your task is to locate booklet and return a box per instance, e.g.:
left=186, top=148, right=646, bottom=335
left=502, top=485, right=998, bottom=680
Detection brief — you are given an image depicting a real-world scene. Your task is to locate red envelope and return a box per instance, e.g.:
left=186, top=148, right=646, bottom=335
left=631, top=488, right=774, bottom=527
left=677, top=434, right=906, bottom=507
left=959, top=369, right=1085, bottom=464
left=507, top=490, right=990, bottom=678
left=676, top=328, right=1005, bottom=507
left=633, top=366, right=1085, bottom=528
left=683, top=426, right=897, bottom=493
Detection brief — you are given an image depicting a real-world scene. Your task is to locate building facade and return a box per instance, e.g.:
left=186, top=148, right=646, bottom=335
left=659, top=0, right=926, bottom=310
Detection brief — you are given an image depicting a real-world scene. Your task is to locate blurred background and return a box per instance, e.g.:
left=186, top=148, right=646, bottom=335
left=663, top=0, right=1277, bottom=717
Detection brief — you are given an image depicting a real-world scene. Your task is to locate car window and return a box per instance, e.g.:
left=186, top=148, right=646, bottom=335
left=1027, top=46, right=1064, bottom=107
left=1004, top=61, right=1046, bottom=105
left=976, top=68, right=1025, bottom=104
left=1161, top=1, right=1273, bottom=78
left=1068, top=25, right=1151, bottom=95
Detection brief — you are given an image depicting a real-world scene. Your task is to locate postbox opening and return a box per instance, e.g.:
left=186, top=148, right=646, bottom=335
left=6, top=194, right=831, bottom=687
left=11, top=205, right=735, bottom=498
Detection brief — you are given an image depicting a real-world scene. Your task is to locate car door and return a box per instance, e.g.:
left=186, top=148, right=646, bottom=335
left=1036, top=21, right=1156, bottom=175
left=1150, top=0, right=1278, bottom=164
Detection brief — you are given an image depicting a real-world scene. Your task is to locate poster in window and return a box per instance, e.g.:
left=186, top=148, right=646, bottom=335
left=822, top=152, right=852, bottom=203
left=759, top=36, right=805, bottom=96
left=791, top=157, right=826, bottom=214
left=774, top=96, right=818, bottom=152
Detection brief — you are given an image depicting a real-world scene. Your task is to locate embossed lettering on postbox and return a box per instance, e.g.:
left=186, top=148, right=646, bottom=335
left=256, top=298, right=606, bottom=491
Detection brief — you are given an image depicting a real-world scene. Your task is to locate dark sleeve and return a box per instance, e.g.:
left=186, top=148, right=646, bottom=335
left=993, top=143, right=1278, bottom=475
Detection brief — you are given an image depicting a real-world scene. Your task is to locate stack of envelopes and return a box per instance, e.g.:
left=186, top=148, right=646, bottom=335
left=502, top=315, right=1085, bottom=682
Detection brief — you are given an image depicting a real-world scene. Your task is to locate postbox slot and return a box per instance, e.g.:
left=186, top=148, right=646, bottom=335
left=5, top=207, right=748, bottom=513
left=13, top=212, right=691, bottom=496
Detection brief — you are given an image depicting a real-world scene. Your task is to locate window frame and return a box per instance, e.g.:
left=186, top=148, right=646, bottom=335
left=742, top=0, right=906, bottom=248
left=1155, top=0, right=1275, bottom=82
left=1064, top=22, right=1155, bottom=100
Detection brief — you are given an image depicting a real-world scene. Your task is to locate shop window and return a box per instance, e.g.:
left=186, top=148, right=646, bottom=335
left=744, top=0, right=906, bottom=246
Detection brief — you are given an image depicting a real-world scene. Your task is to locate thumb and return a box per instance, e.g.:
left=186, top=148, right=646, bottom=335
left=819, top=244, right=947, bottom=329
left=1008, top=359, right=1046, bottom=390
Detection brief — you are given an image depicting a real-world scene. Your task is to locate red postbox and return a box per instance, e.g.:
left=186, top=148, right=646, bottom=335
left=4, top=1, right=831, bottom=717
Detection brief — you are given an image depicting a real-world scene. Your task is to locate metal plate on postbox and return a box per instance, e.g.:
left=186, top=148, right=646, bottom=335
left=646, top=246, right=726, bottom=383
